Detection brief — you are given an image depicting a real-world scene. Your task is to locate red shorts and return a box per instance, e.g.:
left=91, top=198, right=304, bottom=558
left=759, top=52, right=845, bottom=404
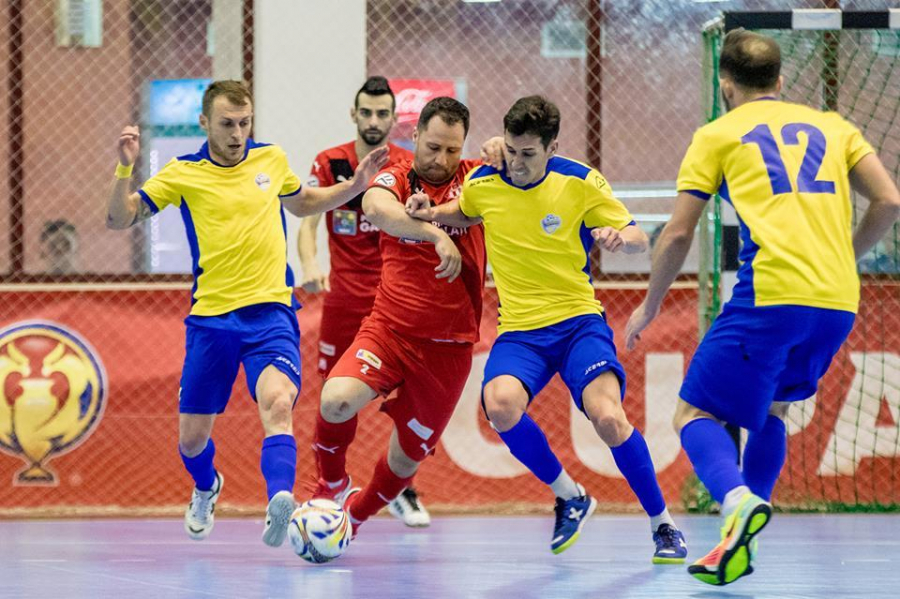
left=317, top=303, right=371, bottom=376
left=328, top=318, right=473, bottom=461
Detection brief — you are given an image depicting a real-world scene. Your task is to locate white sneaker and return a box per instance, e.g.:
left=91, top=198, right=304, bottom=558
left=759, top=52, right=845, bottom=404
left=388, top=487, right=431, bottom=527
left=184, top=471, right=223, bottom=540
left=262, top=490, right=296, bottom=547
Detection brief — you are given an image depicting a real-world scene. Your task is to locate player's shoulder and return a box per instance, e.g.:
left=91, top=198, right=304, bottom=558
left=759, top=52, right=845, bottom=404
left=546, top=156, right=594, bottom=180
left=317, top=141, right=356, bottom=161
left=464, top=162, right=498, bottom=185
left=387, top=143, right=414, bottom=162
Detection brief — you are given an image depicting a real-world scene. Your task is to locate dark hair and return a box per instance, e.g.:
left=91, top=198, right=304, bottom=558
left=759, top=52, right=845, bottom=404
left=355, top=76, right=396, bottom=111
left=416, top=97, right=470, bottom=137
left=719, top=29, right=781, bottom=91
left=41, top=219, right=77, bottom=243
left=202, top=80, right=252, bottom=118
left=503, top=96, right=560, bottom=148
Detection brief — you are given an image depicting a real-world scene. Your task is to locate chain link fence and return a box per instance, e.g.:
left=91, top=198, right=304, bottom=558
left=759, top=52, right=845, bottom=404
left=1, top=0, right=897, bottom=516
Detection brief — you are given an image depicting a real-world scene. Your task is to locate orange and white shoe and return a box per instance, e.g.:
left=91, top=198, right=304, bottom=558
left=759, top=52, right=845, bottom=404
left=688, top=493, right=772, bottom=586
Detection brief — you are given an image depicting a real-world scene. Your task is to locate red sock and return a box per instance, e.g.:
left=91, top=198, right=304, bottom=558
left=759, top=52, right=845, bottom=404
left=313, top=413, right=357, bottom=483
left=351, top=455, right=413, bottom=523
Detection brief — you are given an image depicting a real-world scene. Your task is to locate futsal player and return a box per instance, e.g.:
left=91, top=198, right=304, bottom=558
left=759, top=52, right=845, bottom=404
left=407, top=95, right=688, bottom=562
left=625, top=30, right=900, bottom=585
left=105, top=80, right=388, bottom=548
left=297, top=76, right=431, bottom=527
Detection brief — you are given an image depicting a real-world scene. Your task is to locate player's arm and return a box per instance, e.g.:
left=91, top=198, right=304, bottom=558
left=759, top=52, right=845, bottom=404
left=363, top=187, right=462, bottom=282
left=625, top=192, right=707, bottom=350
left=592, top=223, right=648, bottom=254
left=106, top=125, right=154, bottom=230
left=848, top=153, right=900, bottom=259
left=281, top=146, right=390, bottom=217
left=406, top=196, right=482, bottom=228
left=297, top=213, right=329, bottom=293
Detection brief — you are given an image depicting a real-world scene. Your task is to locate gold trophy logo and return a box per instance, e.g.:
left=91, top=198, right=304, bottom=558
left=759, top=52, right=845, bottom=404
left=0, top=322, right=106, bottom=485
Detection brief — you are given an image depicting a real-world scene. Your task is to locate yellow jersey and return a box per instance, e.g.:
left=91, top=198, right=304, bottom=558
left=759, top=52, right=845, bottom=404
left=139, top=140, right=302, bottom=316
left=459, top=156, right=635, bottom=333
left=678, top=99, right=873, bottom=313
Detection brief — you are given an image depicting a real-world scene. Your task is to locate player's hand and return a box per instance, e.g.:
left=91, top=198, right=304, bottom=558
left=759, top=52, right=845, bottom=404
left=300, top=263, right=330, bottom=294
left=434, top=234, right=462, bottom=283
left=405, top=192, right=434, bottom=221
left=624, top=300, right=659, bottom=350
left=117, top=125, right=141, bottom=166
left=592, top=227, right=625, bottom=252
left=353, top=146, right=391, bottom=189
left=480, top=136, right=506, bottom=170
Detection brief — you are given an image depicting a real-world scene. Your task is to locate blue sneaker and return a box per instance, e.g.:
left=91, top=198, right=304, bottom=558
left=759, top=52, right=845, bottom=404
left=652, top=523, right=687, bottom=564
left=550, top=484, right=597, bottom=554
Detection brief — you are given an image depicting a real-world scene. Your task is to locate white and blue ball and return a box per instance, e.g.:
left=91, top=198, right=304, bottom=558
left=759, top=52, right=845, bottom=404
left=288, top=498, right=351, bottom=564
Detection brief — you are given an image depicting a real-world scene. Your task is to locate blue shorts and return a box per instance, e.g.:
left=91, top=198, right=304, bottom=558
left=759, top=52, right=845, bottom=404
left=179, top=303, right=302, bottom=414
left=482, top=313, right=626, bottom=414
left=680, top=303, right=855, bottom=432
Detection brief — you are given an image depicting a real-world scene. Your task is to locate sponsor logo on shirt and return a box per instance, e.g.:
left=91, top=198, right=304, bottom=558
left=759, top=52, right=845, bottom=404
left=356, top=349, right=383, bottom=369
left=255, top=173, right=271, bottom=191
left=374, top=173, right=396, bottom=187
left=541, top=214, right=562, bottom=234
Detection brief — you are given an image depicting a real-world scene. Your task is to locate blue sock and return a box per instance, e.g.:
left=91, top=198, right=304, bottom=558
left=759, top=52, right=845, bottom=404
left=742, top=414, right=787, bottom=501
left=498, top=414, right=563, bottom=485
left=260, top=434, right=297, bottom=501
left=680, top=418, right=746, bottom=504
left=610, top=428, right=667, bottom=517
left=180, top=439, right=216, bottom=491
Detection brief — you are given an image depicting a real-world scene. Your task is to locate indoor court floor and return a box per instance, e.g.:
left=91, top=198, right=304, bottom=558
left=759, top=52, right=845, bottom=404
left=2, top=513, right=897, bottom=598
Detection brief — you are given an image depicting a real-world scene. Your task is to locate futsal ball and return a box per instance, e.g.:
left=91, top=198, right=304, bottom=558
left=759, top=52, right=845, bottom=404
left=288, top=499, right=352, bottom=564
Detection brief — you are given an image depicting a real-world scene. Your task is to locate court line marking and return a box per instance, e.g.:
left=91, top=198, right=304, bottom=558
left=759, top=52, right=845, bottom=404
left=32, top=564, right=248, bottom=599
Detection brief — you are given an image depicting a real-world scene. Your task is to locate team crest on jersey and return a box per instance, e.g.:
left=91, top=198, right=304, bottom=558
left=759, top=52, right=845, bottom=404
left=374, top=173, right=396, bottom=187
left=255, top=173, right=271, bottom=191
left=541, top=214, right=562, bottom=234
left=356, top=349, right=383, bottom=370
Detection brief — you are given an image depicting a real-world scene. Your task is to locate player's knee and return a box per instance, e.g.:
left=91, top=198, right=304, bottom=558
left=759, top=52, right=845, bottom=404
left=260, top=389, right=293, bottom=428
left=320, top=380, right=359, bottom=424
left=178, top=433, right=210, bottom=457
left=387, top=445, right=420, bottom=479
left=483, top=378, right=528, bottom=432
left=590, top=411, right=632, bottom=447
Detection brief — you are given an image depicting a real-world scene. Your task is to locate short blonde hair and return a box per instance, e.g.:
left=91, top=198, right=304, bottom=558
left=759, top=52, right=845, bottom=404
left=202, top=80, right=252, bottom=118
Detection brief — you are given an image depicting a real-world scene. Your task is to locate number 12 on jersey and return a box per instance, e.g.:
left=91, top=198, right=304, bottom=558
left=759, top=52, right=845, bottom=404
left=742, top=123, right=836, bottom=195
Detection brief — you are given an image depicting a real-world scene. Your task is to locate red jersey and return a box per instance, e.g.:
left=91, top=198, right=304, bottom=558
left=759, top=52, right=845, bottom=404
left=308, top=142, right=412, bottom=309
left=367, top=158, right=486, bottom=344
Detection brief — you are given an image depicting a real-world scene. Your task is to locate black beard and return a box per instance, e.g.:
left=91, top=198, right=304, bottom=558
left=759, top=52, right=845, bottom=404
left=361, top=130, right=387, bottom=145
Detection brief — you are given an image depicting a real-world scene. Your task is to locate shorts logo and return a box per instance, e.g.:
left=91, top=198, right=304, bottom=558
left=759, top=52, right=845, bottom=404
left=255, top=173, right=271, bottom=191
left=407, top=418, right=434, bottom=441
left=319, top=341, right=336, bottom=357
left=584, top=360, right=608, bottom=376
left=541, top=214, right=562, bottom=234
left=374, top=173, right=396, bottom=187
left=0, top=321, right=107, bottom=486
left=356, top=349, right=382, bottom=370
left=274, top=356, right=300, bottom=377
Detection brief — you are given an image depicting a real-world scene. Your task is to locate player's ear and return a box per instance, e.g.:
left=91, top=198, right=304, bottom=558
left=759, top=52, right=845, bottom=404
left=199, top=113, right=209, bottom=133
left=412, top=128, right=419, bottom=144
left=548, top=139, right=559, bottom=157
left=775, top=75, right=783, bottom=95
left=350, top=106, right=357, bottom=123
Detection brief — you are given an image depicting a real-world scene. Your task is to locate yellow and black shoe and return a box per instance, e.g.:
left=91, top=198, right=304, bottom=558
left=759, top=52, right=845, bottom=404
left=687, top=493, right=771, bottom=586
